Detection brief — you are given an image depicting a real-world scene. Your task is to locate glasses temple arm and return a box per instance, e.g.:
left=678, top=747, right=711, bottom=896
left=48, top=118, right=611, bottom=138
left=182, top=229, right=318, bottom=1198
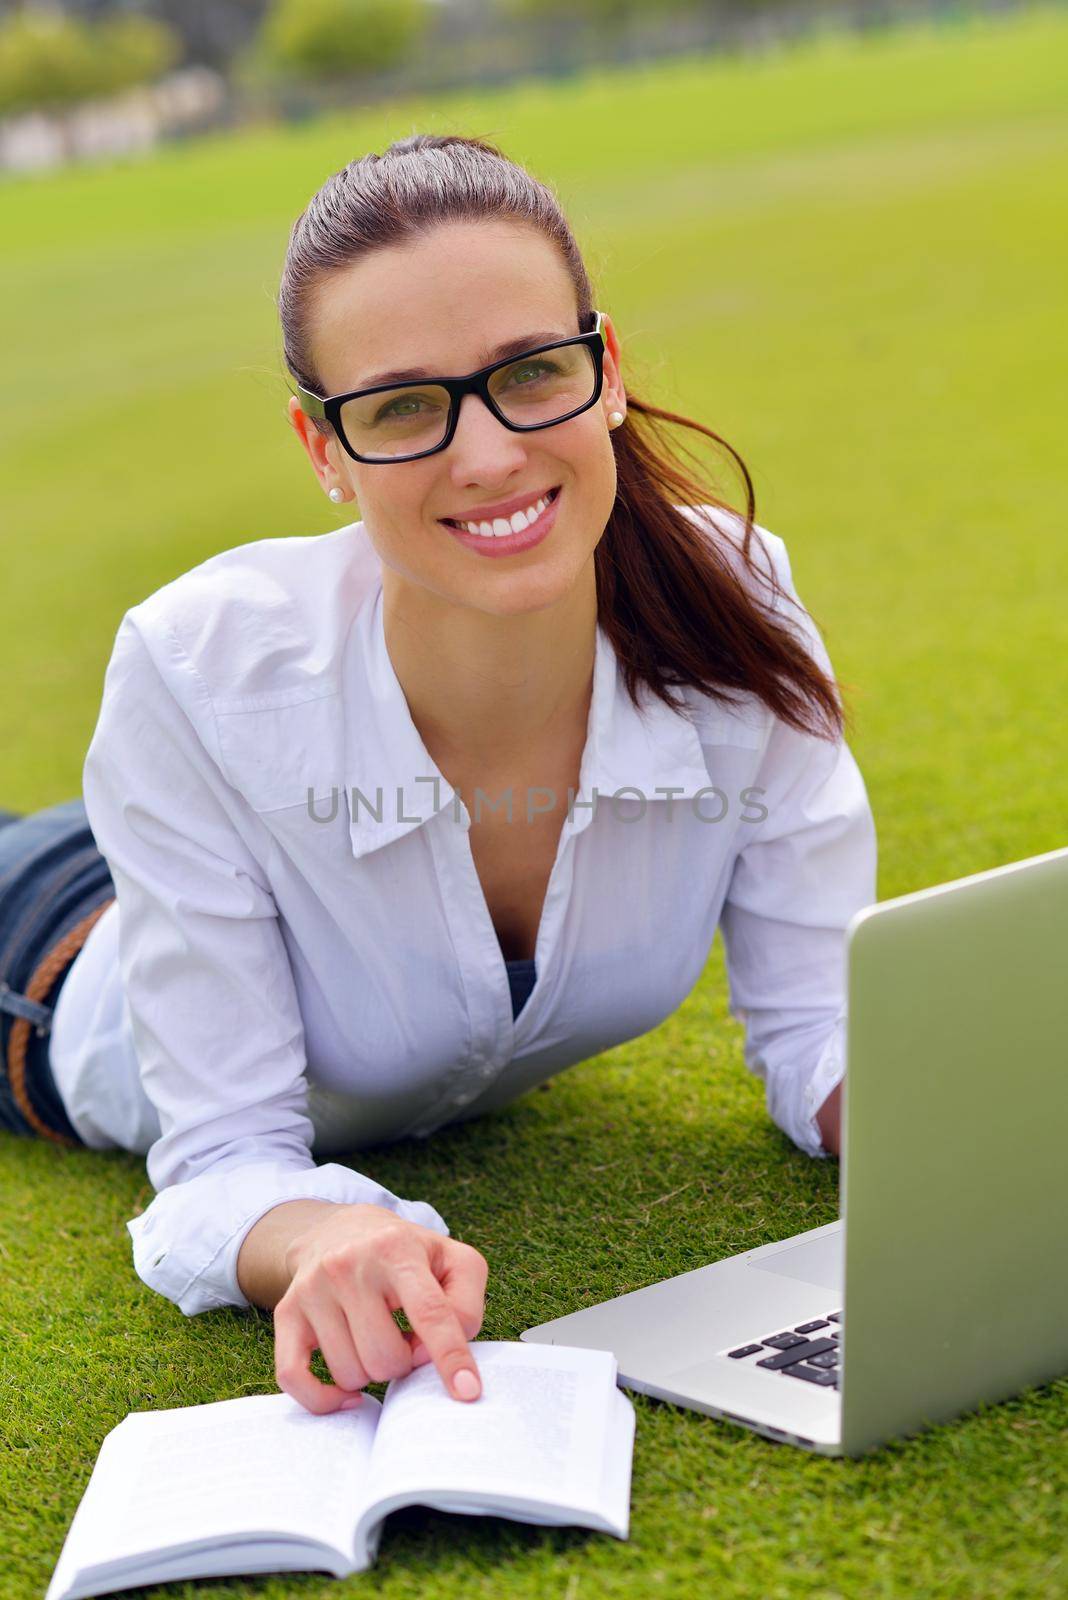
left=294, top=383, right=327, bottom=419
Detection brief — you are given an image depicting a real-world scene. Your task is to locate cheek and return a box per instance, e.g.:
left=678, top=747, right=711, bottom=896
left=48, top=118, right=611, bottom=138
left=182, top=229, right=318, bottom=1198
left=560, top=419, right=614, bottom=490
left=585, top=432, right=618, bottom=506
left=360, top=481, right=425, bottom=544
left=364, top=492, right=453, bottom=582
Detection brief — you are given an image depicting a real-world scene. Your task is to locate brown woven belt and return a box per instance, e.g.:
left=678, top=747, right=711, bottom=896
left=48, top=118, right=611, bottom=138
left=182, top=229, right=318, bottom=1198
left=6, top=897, right=116, bottom=1146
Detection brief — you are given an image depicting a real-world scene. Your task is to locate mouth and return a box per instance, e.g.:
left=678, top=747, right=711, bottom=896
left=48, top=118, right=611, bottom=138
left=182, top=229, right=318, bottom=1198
left=438, top=485, right=563, bottom=559
left=439, top=485, right=562, bottom=537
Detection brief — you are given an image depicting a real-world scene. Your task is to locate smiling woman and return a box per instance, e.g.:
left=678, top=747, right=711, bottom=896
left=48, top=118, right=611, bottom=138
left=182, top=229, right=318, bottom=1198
left=1, top=131, right=875, bottom=1424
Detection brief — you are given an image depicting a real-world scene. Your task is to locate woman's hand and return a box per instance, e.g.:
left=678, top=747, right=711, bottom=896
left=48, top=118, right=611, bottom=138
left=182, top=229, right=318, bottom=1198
left=274, top=1202, right=488, bottom=1414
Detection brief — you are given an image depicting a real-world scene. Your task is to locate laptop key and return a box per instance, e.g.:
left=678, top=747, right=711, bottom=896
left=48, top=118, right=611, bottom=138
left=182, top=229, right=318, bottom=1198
left=761, top=1333, right=808, bottom=1350
left=755, top=1337, right=837, bottom=1370
left=794, top=1319, right=829, bottom=1334
left=784, top=1363, right=838, bottom=1387
left=809, top=1351, right=838, bottom=1368
left=826, top=1311, right=842, bottom=1322
left=727, top=1344, right=764, bottom=1359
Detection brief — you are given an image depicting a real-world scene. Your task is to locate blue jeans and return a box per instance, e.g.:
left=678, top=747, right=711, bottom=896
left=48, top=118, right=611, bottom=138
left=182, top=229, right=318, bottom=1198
left=0, top=800, right=116, bottom=1144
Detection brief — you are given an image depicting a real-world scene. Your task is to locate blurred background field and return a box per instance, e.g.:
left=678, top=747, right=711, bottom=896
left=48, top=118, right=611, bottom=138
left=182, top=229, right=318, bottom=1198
left=2, top=7, right=1066, bottom=1598
left=4, top=2, right=1066, bottom=883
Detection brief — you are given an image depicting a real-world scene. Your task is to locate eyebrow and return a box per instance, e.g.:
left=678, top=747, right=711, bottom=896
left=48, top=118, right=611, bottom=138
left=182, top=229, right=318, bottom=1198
left=357, top=331, right=570, bottom=391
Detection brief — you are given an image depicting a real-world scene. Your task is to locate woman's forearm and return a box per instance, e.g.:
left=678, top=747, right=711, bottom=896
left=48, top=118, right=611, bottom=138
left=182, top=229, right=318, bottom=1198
left=236, top=1198, right=348, bottom=1309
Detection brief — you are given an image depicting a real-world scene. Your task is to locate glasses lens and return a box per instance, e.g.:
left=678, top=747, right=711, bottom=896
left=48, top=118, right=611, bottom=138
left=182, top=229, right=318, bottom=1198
left=336, top=342, right=598, bottom=461
left=489, top=343, right=597, bottom=428
left=339, top=383, right=452, bottom=461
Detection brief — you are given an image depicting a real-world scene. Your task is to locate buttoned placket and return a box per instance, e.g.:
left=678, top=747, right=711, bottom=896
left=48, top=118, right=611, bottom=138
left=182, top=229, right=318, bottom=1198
left=423, top=797, right=508, bottom=1120
left=419, top=779, right=597, bottom=1131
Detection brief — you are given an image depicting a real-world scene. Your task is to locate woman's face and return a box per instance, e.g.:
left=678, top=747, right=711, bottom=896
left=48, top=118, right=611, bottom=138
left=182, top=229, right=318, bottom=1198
left=287, top=220, right=626, bottom=618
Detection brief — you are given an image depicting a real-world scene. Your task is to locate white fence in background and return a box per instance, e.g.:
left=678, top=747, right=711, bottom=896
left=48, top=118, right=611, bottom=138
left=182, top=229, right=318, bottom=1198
left=0, top=66, right=228, bottom=175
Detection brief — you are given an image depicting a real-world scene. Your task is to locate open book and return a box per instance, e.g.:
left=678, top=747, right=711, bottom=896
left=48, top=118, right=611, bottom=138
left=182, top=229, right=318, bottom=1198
left=46, top=1341, right=635, bottom=1598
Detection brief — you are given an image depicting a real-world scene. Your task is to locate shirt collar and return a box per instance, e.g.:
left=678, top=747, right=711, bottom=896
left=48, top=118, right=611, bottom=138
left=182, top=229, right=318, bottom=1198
left=344, top=577, right=713, bottom=862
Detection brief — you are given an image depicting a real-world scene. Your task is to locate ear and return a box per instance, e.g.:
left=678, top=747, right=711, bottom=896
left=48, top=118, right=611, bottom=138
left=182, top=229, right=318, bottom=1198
left=598, top=312, right=627, bottom=417
left=288, top=395, right=344, bottom=494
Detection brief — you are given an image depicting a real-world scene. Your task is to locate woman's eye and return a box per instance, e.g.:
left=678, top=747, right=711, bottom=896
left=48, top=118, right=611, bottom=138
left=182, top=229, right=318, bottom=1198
left=382, top=397, right=422, bottom=417
left=508, top=361, right=553, bottom=385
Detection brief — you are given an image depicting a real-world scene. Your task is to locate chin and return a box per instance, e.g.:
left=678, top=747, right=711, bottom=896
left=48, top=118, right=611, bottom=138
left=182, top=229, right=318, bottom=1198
left=472, top=551, right=585, bottom=611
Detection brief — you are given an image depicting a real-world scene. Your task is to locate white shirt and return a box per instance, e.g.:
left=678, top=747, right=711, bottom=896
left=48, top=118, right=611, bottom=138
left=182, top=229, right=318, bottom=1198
left=49, top=507, right=877, bottom=1317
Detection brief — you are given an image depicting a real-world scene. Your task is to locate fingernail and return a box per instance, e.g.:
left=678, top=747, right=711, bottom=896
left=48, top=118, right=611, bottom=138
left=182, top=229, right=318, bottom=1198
left=453, top=1368, right=481, bottom=1401
left=338, top=1396, right=364, bottom=1410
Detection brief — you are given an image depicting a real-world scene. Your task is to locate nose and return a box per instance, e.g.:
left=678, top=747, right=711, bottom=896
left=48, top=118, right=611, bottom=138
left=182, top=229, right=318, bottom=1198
left=445, top=390, right=530, bottom=481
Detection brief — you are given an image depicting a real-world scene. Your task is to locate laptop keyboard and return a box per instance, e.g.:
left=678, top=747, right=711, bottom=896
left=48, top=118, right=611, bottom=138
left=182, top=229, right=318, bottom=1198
left=724, top=1310, right=842, bottom=1389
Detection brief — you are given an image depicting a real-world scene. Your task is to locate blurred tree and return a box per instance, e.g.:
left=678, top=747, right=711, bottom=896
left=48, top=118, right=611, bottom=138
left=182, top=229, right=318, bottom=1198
left=93, top=12, right=181, bottom=93
left=0, top=1, right=270, bottom=76
left=500, top=0, right=702, bottom=20
left=0, top=10, right=96, bottom=114
left=255, top=0, right=432, bottom=81
left=0, top=9, right=180, bottom=116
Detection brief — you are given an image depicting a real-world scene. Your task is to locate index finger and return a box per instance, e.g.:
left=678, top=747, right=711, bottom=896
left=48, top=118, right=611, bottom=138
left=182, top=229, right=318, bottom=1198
left=389, top=1256, right=482, bottom=1402
left=407, top=1240, right=488, bottom=1365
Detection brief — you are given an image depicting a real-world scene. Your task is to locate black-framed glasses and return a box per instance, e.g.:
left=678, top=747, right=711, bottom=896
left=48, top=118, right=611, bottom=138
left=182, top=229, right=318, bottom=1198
left=294, top=309, right=607, bottom=464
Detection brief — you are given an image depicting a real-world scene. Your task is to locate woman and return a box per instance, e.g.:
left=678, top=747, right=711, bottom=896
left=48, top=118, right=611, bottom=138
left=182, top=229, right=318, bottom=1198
left=1, top=133, right=876, bottom=1417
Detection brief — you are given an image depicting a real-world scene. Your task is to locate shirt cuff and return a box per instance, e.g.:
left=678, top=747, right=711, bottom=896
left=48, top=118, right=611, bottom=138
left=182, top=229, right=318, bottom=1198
left=126, top=1160, right=450, bottom=1316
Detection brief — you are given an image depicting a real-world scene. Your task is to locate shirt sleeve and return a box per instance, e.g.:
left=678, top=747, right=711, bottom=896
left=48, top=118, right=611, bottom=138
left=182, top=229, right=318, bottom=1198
left=81, top=609, right=449, bottom=1317
left=718, top=534, right=877, bottom=1158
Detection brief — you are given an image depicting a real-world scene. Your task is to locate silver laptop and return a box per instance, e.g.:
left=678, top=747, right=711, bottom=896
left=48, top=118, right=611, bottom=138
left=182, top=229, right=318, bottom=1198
left=522, top=846, right=1068, bottom=1456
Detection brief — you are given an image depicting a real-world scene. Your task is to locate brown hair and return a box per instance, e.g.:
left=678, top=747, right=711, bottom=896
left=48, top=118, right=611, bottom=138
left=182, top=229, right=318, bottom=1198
left=278, top=132, right=847, bottom=743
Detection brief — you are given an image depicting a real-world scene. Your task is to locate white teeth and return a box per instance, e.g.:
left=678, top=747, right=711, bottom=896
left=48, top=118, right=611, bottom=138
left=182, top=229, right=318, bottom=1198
left=455, top=491, right=552, bottom=536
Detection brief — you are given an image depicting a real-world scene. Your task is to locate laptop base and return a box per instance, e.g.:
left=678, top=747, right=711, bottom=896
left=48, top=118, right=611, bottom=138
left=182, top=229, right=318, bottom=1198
left=521, top=1220, right=844, bottom=1454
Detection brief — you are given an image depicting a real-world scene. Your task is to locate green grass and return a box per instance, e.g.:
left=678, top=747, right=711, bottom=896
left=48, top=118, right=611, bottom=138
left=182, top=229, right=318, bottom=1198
left=3, top=6, right=1067, bottom=1597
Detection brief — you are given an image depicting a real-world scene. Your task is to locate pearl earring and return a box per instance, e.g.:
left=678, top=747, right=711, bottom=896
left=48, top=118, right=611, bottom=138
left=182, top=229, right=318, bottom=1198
left=608, top=411, right=625, bottom=428
left=328, top=487, right=344, bottom=504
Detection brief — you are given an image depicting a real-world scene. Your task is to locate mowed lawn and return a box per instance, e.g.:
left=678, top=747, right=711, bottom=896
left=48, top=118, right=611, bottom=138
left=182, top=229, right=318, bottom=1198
left=2, top=6, right=1067, bottom=1598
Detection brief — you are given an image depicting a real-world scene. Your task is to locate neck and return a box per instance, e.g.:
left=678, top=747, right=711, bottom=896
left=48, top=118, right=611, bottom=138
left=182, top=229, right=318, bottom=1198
left=380, top=565, right=598, bottom=775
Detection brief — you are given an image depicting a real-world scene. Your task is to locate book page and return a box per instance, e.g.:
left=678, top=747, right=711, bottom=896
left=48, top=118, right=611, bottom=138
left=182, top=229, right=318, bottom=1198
left=600, top=1386, right=637, bottom=1539
left=369, top=1342, right=622, bottom=1522
left=46, top=1392, right=381, bottom=1599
